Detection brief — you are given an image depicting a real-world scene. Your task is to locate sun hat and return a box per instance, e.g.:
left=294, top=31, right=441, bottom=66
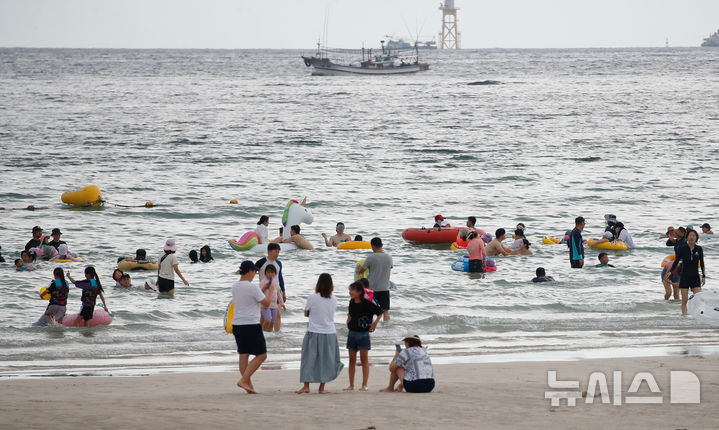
left=164, top=239, right=177, bottom=252
left=51, top=228, right=62, bottom=235
left=402, top=332, right=421, bottom=342
left=32, top=226, right=42, bottom=233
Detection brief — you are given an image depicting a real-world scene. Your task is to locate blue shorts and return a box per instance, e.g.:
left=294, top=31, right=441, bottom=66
left=662, top=267, right=680, bottom=284
left=346, top=330, right=371, bottom=350
left=403, top=378, right=435, bottom=393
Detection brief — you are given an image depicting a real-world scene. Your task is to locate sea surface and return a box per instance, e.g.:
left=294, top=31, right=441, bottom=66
left=1, top=47, right=718, bottom=377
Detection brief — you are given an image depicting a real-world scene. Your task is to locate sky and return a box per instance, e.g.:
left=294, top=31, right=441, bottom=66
left=1, top=0, right=718, bottom=49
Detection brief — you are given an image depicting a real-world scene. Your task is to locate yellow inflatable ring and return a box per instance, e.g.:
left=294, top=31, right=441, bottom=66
left=542, top=236, right=560, bottom=245
left=337, top=241, right=372, bottom=250
left=52, top=258, right=83, bottom=263
left=662, top=254, right=701, bottom=268
left=587, top=238, right=628, bottom=250
left=118, top=259, right=159, bottom=271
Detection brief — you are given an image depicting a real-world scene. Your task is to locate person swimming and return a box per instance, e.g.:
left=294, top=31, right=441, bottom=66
left=596, top=252, right=615, bottom=267
left=199, top=245, right=213, bottom=262
left=532, top=267, right=554, bottom=283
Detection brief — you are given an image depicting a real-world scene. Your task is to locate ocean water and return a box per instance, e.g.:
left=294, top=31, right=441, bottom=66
left=1, top=47, right=718, bottom=377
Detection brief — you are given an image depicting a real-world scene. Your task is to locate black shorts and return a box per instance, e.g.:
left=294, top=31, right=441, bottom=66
left=468, top=259, right=484, bottom=273
left=374, top=290, right=390, bottom=310
left=403, top=378, right=435, bottom=393
left=679, top=275, right=701, bottom=290
left=158, top=277, right=175, bottom=292
left=232, top=324, right=267, bottom=356
left=570, top=259, right=583, bottom=268
left=80, top=306, right=94, bottom=321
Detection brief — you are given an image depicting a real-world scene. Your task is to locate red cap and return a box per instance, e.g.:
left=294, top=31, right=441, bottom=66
left=435, top=214, right=445, bottom=221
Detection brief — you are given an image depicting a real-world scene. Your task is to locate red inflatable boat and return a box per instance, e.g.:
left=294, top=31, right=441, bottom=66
left=402, top=227, right=461, bottom=243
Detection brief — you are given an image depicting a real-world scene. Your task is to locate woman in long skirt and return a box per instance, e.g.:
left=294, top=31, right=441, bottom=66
left=296, top=273, right=344, bottom=394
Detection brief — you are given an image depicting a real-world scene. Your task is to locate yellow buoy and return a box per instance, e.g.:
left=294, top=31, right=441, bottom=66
left=61, top=185, right=103, bottom=207
left=229, top=199, right=238, bottom=204
left=145, top=201, right=154, bottom=208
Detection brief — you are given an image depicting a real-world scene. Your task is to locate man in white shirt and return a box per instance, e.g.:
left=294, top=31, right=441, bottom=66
left=232, top=260, right=271, bottom=394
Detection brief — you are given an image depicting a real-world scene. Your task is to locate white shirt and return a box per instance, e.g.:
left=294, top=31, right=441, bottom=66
left=158, top=253, right=179, bottom=280
left=509, top=238, right=522, bottom=250
left=618, top=230, right=636, bottom=249
left=304, top=292, right=337, bottom=334
left=232, top=280, right=266, bottom=325
left=254, top=224, right=269, bottom=244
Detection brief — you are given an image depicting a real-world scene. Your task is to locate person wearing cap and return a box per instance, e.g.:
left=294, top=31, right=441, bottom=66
left=357, top=237, right=393, bottom=321
left=433, top=214, right=451, bottom=229
left=156, top=239, right=189, bottom=294
left=25, top=226, right=48, bottom=252
left=232, top=260, right=273, bottom=394
left=381, top=333, right=435, bottom=393
left=700, top=223, right=714, bottom=238
left=46, top=228, right=67, bottom=252
left=322, top=222, right=352, bottom=247
left=568, top=217, right=585, bottom=268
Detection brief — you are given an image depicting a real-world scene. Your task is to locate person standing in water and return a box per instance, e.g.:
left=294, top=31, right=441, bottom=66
left=357, top=237, right=393, bottom=321
left=665, top=229, right=705, bottom=315
left=322, top=222, right=352, bottom=247
left=255, top=216, right=270, bottom=244
left=157, top=239, right=189, bottom=294
left=568, top=217, right=585, bottom=268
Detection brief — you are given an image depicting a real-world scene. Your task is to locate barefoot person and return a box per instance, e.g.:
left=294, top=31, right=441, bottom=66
left=322, top=222, right=352, bottom=247
left=232, top=260, right=272, bottom=394
left=344, top=281, right=382, bottom=392
left=357, top=237, right=393, bottom=321
left=665, top=229, right=706, bottom=315
left=381, top=333, right=435, bottom=393
left=296, top=273, right=343, bottom=394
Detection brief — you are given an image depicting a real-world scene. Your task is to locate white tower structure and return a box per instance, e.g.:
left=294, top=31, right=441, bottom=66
left=439, top=0, right=460, bottom=49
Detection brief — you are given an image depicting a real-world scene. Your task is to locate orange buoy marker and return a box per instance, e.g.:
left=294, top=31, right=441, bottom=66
left=229, top=199, right=238, bottom=204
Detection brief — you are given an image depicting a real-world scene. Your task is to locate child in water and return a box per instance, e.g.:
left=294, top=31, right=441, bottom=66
left=345, top=281, right=383, bottom=391
left=260, top=265, right=284, bottom=332
left=199, top=245, right=213, bottom=263
left=42, top=267, right=70, bottom=324
left=596, top=252, right=615, bottom=268
left=68, top=266, right=109, bottom=327
left=15, top=258, right=31, bottom=271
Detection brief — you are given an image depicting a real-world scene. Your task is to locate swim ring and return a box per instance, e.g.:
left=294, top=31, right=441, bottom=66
left=61, top=185, right=103, bottom=207
left=338, top=241, right=372, bottom=250
left=228, top=231, right=260, bottom=251
left=224, top=300, right=234, bottom=334
left=451, top=238, right=469, bottom=250
left=39, top=286, right=51, bottom=300
left=117, top=259, right=158, bottom=270
left=662, top=254, right=700, bottom=269
left=451, top=256, right=497, bottom=272
left=354, top=259, right=370, bottom=281
left=542, top=236, right=561, bottom=245
left=61, top=309, right=113, bottom=327
left=52, top=258, right=83, bottom=263
left=587, top=238, right=628, bottom=250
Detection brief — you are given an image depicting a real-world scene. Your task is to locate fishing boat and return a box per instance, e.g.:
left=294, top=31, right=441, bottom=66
left=301, top=41, right=429, bottom=76
left=702, top=29, right=719, bottom=47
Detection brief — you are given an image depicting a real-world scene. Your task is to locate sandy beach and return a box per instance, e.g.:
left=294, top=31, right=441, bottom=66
left=1, top=354, right=716, bottom=429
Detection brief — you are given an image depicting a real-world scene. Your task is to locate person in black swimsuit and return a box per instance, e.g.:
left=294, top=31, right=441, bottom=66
left=665, top=229, right=705, bottom=315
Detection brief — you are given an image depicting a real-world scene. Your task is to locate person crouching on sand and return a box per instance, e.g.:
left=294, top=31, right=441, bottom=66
left=232, top=260, right=272, bottom=394
left=381, top=333, right=435, bottom=393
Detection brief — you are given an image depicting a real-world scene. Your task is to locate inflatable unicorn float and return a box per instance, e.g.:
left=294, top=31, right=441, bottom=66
left=228, top=198, right=314, bottom=252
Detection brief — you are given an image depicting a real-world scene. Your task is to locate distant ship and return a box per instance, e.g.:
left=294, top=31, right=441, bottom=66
left=386, top=37, right=437, bottom=50
left=301, top=41, right=429, bottom=76
left=702, top=29, right=719, bottom=47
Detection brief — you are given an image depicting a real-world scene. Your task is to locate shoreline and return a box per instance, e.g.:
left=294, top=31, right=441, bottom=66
left=3, top=344, right=719, bottom=379
left=1, top=354, right=715, bottom=429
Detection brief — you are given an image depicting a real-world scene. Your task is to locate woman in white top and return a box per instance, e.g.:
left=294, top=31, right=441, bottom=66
left=296, top=273, right=344, bottom=394
left=254, top=216, right=270, bottom=244
left=157, top=239, right=189, bottom=294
